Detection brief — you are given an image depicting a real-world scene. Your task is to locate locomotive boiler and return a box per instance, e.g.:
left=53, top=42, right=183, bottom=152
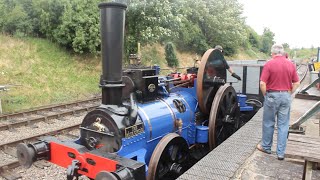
left=16, top=2, right=255, bottom=180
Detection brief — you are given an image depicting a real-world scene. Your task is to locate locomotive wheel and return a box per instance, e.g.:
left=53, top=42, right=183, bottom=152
left=208, top=84, right=239, bottom=150
left=147, top=133, right=189, bottom=180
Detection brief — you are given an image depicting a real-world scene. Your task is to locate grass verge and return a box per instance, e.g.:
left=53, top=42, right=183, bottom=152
left=0, top=35, right=101, bottom=113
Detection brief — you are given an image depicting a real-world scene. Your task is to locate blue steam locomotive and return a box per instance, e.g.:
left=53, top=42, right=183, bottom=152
left=16, top=2, right=255, bottom=180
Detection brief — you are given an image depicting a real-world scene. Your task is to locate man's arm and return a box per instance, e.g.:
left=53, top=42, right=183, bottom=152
left=290, top=65, right=300, bottom=94
left=291, top=81, right=300, bottom=94
left=260, top=81, right=267, bottom=96
left=228, top=67, right=242, bottom=81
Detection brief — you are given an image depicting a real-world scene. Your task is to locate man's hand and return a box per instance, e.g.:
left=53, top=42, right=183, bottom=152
left=232, top=73, right=241, bottom=81
left=260, top=81, right=266, bottom=96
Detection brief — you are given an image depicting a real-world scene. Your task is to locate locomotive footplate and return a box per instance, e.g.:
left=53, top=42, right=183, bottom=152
left=16, top=137, right=145, bottom=180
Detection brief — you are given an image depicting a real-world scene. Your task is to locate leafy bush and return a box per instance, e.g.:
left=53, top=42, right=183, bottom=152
left=53, top=0, right=101, bottom=54
left=165, top=42, right=179, bottom=67
left=260, top=28, right=275, bottom=54
left=2, top=4, right=32, bottom=36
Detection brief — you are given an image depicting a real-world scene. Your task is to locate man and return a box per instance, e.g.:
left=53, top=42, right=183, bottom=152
left=257, top=44, right=300, bottom=160
left=214, top=45, right=241, bottom=81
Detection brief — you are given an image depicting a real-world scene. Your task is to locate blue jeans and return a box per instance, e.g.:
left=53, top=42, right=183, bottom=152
left=261, top=92, right=291, bottom=157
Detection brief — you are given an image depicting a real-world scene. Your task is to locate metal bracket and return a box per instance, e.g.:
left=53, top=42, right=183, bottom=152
left=290, top=101, right=320, bottom=131
left=67, top=160, right=81, bottom=180
left=299, top=77, right=320, bottom=94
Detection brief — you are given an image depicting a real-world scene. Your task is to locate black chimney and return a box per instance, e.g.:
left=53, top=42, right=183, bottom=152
left=98, top=2, right=127, bottom=105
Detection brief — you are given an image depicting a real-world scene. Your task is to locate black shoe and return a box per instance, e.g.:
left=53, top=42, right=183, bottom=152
left=278, top=156, right=284, bottom=160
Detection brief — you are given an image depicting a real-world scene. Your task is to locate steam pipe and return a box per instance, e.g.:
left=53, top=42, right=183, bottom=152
left=99, top=2, right=127, bottom=105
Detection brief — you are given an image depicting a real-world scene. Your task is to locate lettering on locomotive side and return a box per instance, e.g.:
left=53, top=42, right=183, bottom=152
left=125, top=123, right=144, bottom=138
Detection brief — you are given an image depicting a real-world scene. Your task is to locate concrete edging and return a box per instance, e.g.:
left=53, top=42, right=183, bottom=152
left=178, top=110, right=263, bottom=180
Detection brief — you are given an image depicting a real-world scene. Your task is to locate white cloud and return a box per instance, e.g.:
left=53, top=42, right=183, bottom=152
left=238, top=0, right=320, bottom=48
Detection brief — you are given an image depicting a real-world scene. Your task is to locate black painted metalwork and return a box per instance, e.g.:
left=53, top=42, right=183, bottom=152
left=99, top=3, right=127, bottom=105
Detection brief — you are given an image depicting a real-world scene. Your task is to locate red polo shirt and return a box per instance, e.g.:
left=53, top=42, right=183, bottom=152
left=260, top=55, right=299, bottom=91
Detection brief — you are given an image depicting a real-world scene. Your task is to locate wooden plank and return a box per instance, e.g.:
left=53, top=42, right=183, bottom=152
left=288, top=137, right=320, bottom=145
left=276, top=134, right=320, bottom=166
left=289, top=134, right=320, bottom=142
left=272, top=140, right=320, bottom=150
left=286, top=145, right=320, bottom=156
left=288, top=138, right=320, bottom=146
left=286, top=145, right=320, bottom=157
left=288, top=139, right=320, bottom=146
left=287, top=141, right=320, bottom=149
left=303, top=161, right=313, bottom=180
left=285, top=134, right=320, bottom=164
left=285, top=150, right=320, bottom=163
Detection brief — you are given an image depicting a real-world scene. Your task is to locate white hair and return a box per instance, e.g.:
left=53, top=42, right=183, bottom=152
left=271, top=44, right=284, bottom=55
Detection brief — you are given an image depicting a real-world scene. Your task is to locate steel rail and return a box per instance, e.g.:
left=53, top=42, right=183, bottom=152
left=0, top=161, right=20, bottom=179
left=0, top=124, right=80, bottom=150
left=0, top=104, right=98, bottom=131
left=298, top=64, right=308, bottom=83
left=0, top=96, right=101, bottom=121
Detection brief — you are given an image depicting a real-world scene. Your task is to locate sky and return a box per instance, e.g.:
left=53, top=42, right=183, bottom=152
left=238, top=0, right=320, bottom=48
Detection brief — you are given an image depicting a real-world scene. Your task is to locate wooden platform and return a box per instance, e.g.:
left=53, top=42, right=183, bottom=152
left=286, top=133, right=320, bottom=180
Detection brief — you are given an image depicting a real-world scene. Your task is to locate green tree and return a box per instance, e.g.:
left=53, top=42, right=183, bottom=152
left=126, top=0, right=182, bottom=56
left=2, top=4, right=32, bottom=36
left=203, top=0, right=247, bottom=55
left=176, top=0, right=247, bottom=56
left=247, top=26, right=260, bottom=49
left=54, top=0, right=101, bottom=54
left=282, top=43, right=289, bottom=49
left=0, top=1, right=6, bottom=31
left=260, top=28, right=275, bottom=54
left=165, top=42, right=179, bottom=67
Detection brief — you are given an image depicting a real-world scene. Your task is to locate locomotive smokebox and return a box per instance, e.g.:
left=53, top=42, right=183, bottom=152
left=99, top=2, right=127, bottom=105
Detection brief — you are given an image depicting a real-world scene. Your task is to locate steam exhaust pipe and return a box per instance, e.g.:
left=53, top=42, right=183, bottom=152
left=99, top=2, right=127, bottom=105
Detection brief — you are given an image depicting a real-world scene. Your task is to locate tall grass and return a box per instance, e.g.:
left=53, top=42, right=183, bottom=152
left=0, top=35, right=101, bottom=113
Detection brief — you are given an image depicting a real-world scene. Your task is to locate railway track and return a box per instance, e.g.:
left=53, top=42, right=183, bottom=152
left=0, top=97, right=101, bottom=180
left=0, top=97, right=100, bottom=131
left=296, top=63, right=308, bottom=82
left=292, top=63, right=309, bottom=97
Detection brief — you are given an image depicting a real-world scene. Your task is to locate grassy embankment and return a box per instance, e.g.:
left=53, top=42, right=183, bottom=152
left=0, top=35, right=101, bottom=113
left=0, top=35, right=268, bottom=113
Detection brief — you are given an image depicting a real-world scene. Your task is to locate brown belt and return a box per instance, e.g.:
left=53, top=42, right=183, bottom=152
left=267, top=90, right=289, bottom=93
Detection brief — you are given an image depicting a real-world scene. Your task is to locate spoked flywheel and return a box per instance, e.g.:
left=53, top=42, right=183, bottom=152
left=208, top=84, right=239, bottom=150
left=147, top=133, right=189, bottom=180
left=197, top=48, right=228, bottom=114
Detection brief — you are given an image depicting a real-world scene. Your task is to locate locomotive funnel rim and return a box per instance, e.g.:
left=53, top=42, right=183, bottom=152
left=99, top=2, right=127, bottom=9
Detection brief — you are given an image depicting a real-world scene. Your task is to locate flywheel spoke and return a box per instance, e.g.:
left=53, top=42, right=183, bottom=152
left=170, top=145, right=179, bottom=161
left=208, top=84, right=240, bottom=150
